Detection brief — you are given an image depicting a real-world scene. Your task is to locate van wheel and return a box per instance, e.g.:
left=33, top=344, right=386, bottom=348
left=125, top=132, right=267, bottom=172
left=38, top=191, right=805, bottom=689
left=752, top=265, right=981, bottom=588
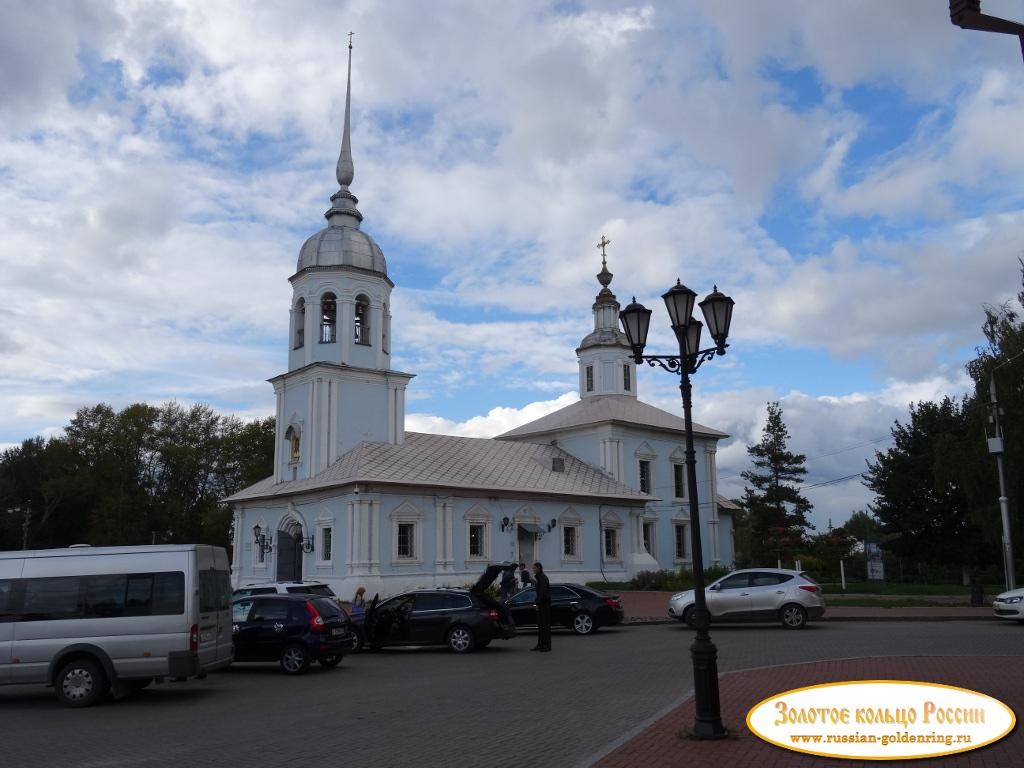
left=280, top=644, right=310, bottom=674
left=56, top=659, right=109, bottom=708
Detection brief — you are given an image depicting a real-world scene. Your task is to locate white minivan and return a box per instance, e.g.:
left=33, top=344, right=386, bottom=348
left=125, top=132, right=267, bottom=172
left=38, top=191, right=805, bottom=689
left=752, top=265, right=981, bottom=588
left=0, top=544, right=234, bottom=706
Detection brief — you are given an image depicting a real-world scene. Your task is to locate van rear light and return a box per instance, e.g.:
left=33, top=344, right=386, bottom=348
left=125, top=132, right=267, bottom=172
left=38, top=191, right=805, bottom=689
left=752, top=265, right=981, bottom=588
left=799, top=585, right=821, bottom=593
left=305, top=601, right=325, bottom=632
left=189, top=624, right=199, bottom=654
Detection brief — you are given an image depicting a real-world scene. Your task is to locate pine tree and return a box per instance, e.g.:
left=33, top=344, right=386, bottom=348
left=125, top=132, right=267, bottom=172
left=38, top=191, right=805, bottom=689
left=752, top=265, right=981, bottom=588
left=741, top=401, right=814, bottom=566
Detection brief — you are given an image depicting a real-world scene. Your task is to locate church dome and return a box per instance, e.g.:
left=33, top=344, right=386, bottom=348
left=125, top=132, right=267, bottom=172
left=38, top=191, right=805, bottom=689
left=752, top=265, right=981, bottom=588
left=297, top=223, right=387, bottom=275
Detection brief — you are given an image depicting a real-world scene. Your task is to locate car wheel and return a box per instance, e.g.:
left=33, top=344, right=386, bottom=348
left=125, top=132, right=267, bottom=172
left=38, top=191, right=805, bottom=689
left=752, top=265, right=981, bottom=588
left=350, top=629, right=364, bottom=652
left=571, top=613, right=595, bottom=635
left=682, top=607, right=698, bottom=630
left=446, top=625, right=475, bottom=653
left=318, top=655, right=343, bottom=668
left=780, top=604, right=808, bottom=629
left=56, top=658, right=109, bottom=708
left=280, top=643, right=310, bottom=674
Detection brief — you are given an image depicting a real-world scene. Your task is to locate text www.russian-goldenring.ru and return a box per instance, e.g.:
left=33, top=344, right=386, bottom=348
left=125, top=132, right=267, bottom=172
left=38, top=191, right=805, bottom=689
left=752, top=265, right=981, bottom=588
left=789, top=731, right=973, bottom=748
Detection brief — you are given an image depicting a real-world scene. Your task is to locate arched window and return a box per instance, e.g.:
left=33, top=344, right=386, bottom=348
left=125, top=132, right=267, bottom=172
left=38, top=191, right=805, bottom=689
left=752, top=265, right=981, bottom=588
left=320, top=293, right=337, bottom=343
left=354, top=294, right=370, bottom=345
left=285, top=426, right=301, bottom=462
left=293, top=298, right=305, bottom=349
left=382, top=303, right=390, bottom=354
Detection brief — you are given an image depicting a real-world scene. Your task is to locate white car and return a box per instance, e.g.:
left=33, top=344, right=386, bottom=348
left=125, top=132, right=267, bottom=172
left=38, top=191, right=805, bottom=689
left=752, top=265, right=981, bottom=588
left=992, top=587, right=1024, bottom=621
left=232, top=580, right=338, bottom=600
left=668, top=568, right=825, bottom=629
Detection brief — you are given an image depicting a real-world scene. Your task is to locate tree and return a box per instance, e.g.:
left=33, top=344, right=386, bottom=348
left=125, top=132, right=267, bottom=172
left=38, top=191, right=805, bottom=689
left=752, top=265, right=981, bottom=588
left=864, top=397, right=988, bottom=576
left=741, top=401, right=814, bottom=565
left=841, top=510, right=883, bottom=544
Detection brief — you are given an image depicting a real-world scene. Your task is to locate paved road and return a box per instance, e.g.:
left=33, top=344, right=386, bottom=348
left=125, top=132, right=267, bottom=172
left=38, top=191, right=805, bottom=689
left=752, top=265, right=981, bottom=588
left=0, top=621, right=1019, bottom=768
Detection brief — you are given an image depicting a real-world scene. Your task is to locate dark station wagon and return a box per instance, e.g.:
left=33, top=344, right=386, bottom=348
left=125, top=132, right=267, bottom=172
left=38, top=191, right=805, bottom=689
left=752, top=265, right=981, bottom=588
left=351, top=565, right=516, bottom=653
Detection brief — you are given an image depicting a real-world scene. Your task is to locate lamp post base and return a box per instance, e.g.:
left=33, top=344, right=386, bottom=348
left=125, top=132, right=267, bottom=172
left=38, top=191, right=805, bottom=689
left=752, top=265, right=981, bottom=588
left=690, top=631, right=727, bottom=739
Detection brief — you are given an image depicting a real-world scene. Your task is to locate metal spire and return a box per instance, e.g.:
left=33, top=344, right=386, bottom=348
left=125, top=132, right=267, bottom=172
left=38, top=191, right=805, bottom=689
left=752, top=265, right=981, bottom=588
left=335, top=32, right=355, bottom=189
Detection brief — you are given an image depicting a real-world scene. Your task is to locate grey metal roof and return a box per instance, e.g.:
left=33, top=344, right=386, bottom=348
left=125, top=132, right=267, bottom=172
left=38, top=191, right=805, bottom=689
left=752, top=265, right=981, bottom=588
left=225, top=431, right=652, bottom=504
left=496, top=394, right=728, bottom=440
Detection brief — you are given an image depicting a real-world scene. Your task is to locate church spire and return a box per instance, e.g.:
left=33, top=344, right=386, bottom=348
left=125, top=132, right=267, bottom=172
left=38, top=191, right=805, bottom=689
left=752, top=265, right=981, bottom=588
left=336, top=32, right=355, bottom=189
left=326, top=32, right=362, bottom=224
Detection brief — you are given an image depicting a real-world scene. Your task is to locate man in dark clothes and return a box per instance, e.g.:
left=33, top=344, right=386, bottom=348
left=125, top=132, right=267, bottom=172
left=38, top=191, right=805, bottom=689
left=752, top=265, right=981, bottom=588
left=500, top=566, right=516, bottom=600
left=531, top=561, right=551, bottom=652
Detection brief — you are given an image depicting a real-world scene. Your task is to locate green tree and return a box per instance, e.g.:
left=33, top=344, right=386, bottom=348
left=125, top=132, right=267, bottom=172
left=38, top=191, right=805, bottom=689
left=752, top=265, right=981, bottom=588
left=741, top=401, right=814, bottom=565
left=864, top=398, right=988, bottom=575
left=841, top=509, right=883, bottom=544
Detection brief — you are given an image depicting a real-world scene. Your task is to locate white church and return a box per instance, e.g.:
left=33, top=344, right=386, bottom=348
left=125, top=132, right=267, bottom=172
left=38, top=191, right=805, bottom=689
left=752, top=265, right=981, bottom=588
left=226, top=47, right=736, bottom=596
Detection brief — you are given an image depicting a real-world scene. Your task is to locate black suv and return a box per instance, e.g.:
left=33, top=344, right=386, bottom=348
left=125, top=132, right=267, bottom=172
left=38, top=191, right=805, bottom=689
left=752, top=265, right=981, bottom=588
left=351, top=565, right=516, bottom=653
left=231, top=594, right=352, bottom=674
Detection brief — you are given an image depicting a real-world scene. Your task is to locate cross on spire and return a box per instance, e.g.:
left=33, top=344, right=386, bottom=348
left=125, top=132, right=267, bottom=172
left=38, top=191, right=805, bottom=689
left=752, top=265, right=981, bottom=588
left=597, top=235, right=611, bottom=262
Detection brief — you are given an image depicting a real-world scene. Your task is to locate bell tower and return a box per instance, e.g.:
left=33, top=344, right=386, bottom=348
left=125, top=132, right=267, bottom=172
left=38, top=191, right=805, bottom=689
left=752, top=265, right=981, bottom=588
left=270, top=38, right=413, bottom=484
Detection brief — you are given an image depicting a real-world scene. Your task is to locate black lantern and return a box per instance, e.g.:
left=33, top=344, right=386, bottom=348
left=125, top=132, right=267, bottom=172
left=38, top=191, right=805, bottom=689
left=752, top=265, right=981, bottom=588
left=619, top=297, right=653, bottom=362
left=661, top=279, right=698, bottom=329
left=699, top=286, right=734, bottom=352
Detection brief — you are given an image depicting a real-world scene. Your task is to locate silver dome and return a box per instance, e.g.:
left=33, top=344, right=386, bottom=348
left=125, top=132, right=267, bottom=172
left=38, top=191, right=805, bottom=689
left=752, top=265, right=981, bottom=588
left=296, top=224, right=387, bottom=275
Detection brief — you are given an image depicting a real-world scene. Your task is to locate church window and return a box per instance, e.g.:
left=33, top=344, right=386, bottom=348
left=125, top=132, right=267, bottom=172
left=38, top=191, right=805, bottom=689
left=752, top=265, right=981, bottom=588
left=562, top=526, right=578, bottom=558
left=320, top=527, right=332, bottom=562
left=285, top=426, right=301, bottom=462
left=638, top=460, right=652, bottom=494
left=354, top=294, right=370, bottom=345
left=603, top=528, right=620, bottom=560
left=397, top=523, right=415, bottom=559
left=585, top=365, right=594, bottom=392
left=643, top=521, right=656, bottom=555
left=293, top=298, right=305, bottom=349
left=320, top=293, right=337, bottom=343
left=674, top=523, right=690, bottom=561
left=382, top=303, right=390, bottom=354
left=673, top=462, right=687, bottom=499
left=469, top=524, right=485, bottom=558
left=623, top=364, right=631, bottom=392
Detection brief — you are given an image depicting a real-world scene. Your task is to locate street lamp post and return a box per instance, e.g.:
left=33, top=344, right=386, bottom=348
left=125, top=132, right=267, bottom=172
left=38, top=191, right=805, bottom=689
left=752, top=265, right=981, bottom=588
left=6, top=502, right=32, bottom=550
left=620, top=279, right=734, bottom=740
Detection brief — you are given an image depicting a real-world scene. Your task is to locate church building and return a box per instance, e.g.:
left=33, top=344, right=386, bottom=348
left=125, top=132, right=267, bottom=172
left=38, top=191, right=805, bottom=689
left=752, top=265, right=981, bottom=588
left=225, top=46, right=735, bottom=596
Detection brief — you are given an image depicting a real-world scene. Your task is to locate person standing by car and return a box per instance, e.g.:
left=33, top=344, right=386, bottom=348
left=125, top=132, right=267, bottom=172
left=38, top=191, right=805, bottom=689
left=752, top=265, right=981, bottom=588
left=531, top=561, right=551, bottom=652
left=351, top=586, right=367, bottom=617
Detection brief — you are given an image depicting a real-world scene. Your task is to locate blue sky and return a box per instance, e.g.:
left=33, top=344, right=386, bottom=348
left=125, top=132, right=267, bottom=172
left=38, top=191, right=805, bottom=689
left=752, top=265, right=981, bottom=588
left=3, top=1, right=1024, bottom=531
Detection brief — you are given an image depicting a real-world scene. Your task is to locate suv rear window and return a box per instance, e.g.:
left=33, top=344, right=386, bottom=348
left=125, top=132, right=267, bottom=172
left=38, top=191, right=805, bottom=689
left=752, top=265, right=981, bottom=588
left=311, top=597, right=343, bottom=619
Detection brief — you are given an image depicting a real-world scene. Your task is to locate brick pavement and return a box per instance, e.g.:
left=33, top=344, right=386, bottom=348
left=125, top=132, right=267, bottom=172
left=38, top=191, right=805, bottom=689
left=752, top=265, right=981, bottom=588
left=591, top=657, right=1021, bottom=768
left=592, top=593, right=1014, bottom=768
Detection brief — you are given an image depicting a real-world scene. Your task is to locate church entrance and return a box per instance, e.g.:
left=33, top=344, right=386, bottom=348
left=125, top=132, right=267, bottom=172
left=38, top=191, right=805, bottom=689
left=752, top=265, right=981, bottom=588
left=275, top=529, right=302, bottom=581
left=517, top=524, right=540, bottom=566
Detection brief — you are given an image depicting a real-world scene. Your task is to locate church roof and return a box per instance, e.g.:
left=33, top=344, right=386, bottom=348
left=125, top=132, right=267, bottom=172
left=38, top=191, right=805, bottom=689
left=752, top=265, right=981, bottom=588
left=225, top=431, right=652, bottom=504
left=496, top=394, right=728, bottom=440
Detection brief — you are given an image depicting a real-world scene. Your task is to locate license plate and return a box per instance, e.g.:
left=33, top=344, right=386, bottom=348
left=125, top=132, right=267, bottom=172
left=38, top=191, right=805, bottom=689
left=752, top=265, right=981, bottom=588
left=331, top=628, right=346, bottom=637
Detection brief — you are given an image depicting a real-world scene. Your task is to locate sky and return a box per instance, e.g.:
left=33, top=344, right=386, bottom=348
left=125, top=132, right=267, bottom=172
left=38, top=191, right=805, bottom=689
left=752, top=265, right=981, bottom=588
left=3, top=1, right=1024, bottom=532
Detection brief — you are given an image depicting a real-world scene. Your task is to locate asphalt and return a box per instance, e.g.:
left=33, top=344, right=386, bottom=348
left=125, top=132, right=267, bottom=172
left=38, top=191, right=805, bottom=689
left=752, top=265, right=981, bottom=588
left=591, top=592, right=1017, bottom=768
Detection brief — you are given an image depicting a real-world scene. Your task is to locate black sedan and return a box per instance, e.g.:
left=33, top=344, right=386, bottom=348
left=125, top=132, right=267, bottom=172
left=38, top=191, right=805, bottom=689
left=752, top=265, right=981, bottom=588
left=504, top=583, right=624, bottom=635
left=231, top=594, right=352, bottom=674
left=351, top=565, right=516, bottom=653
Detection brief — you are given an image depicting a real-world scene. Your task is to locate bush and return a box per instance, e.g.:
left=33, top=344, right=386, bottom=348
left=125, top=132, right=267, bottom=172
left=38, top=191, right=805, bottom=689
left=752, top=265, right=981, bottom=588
left=624, top=565, right=734, bottom=592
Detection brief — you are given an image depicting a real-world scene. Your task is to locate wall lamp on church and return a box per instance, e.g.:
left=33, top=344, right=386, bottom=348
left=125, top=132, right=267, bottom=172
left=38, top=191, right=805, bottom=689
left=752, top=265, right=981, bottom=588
left=500, top=516, right=511, bottom=532
left=300, top=533, right=315, bottom=554
left=619, top=279, right=734, bottom=741
left=252, top=524, right=273, bottom=554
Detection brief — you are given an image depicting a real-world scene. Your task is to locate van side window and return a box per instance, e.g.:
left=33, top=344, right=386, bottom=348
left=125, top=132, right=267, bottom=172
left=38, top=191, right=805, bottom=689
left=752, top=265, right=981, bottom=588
left=23, top=577, right=80, bottom=620
left=0, top=579, right=15, bottom=621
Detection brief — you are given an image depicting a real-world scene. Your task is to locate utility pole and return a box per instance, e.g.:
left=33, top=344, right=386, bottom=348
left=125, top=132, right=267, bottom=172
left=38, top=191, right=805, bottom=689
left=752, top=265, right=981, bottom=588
left=950, top=1, right=1024, bottom=62
left=988, top=372, right=1016, bottom=590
